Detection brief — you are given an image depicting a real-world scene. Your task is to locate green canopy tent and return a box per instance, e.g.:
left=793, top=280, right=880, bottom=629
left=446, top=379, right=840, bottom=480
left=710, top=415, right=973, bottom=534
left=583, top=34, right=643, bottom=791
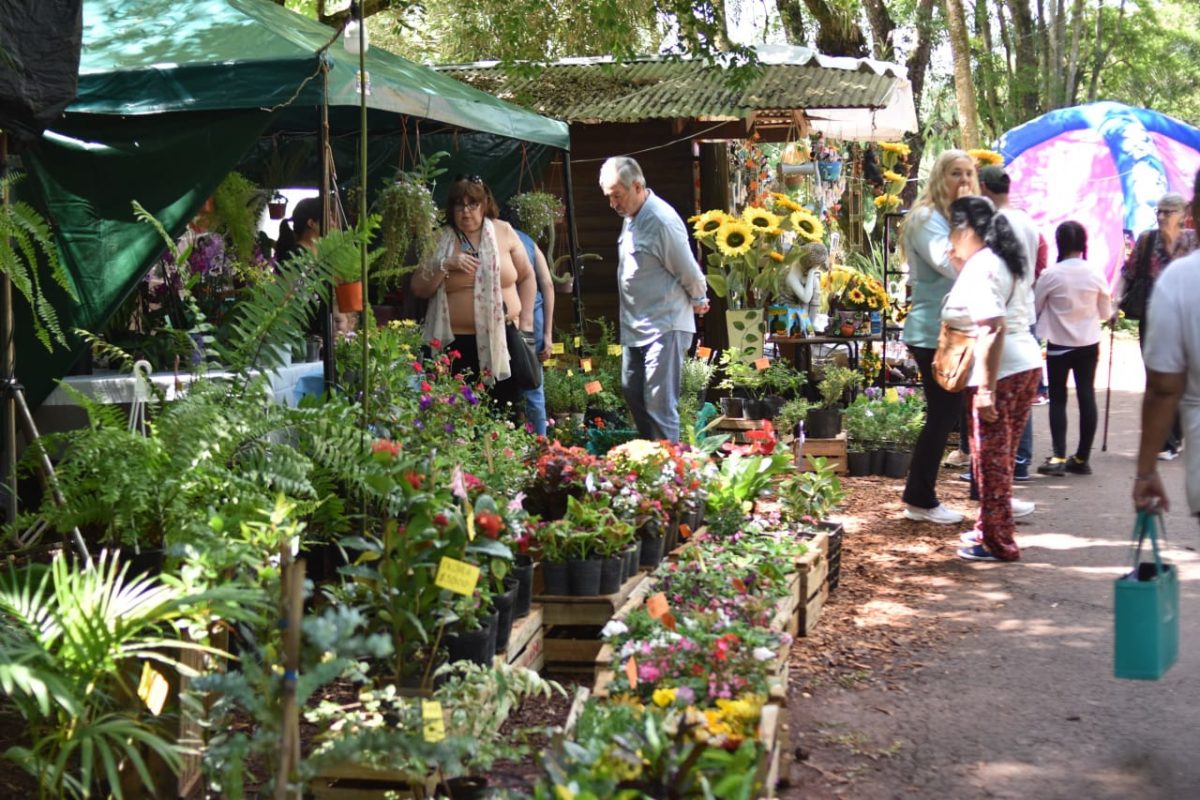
left=18, top=0, right=570, bottom=408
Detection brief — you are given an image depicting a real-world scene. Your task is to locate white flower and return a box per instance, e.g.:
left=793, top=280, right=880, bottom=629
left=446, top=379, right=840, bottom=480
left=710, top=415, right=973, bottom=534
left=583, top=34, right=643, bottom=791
left=601, top=620, right=629, bottom=639
left=752, top=647, right=776, bottom=662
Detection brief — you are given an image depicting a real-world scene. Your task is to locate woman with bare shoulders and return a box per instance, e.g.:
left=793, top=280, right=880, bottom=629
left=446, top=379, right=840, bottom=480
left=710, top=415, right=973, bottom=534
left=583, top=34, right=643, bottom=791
left=411, top=176, right=536, bottom=407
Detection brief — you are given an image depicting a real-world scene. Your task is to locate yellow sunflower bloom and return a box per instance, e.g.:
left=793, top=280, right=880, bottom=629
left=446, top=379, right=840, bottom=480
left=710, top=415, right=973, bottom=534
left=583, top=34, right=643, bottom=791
left=882, top=169, right=905, bottom=183
left=742, top=206, right=783, bottom=231
left=880, top=141, right=911, bottom=157
left=693, top=209, right=731, bottom=239
left=967, top=148, right=1004, bottom=166
left=715, top=220, right=755, bottom=257
left=874, top=194, right=902, bottom=210
left=848, top=288, right=867, bottom=305
left=790, top=210, right=825, bottom=243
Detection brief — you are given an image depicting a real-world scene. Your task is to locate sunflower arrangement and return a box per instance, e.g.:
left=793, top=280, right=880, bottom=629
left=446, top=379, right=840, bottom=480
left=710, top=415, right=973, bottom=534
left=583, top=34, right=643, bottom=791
left=872, top=141, right=910, bottom=215
left=696, top=193, right=828, bottom=310
left=968, top=148, right=1004, bottom=167
left=820, top=265, right=889, bottom=313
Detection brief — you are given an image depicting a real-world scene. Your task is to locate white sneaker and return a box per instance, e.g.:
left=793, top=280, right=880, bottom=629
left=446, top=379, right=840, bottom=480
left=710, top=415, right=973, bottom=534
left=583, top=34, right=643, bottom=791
left=960, top=530, right=983, bottom=546
left=1011, top=498, right=1036, bottom=518
left=904, top=504, right=965, bottom=524
left=943, top=450, right=970, bottom=467
left=1158, top=449, right=1180, bottom=462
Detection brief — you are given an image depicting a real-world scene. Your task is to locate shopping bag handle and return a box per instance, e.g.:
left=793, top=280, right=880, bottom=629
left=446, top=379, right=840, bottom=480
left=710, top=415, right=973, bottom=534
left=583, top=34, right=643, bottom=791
left=1131, top=510, right=1169, bottom=576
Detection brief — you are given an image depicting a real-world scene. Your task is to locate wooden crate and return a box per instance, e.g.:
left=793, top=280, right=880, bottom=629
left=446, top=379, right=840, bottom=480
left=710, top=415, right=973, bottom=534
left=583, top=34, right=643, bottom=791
left=543, top=625, right=607, bottom=673
left=500, top=605, right=544, bottom=672
left=536, top=572, right=650, bottom=626
left=311, top=764, right=434, bottom=799
left=755, top=703, right=791, bottom=799
left=793, top=432, right=848, bottom=474
left=713, top=416, right=771, bottom=444
left=796, top=537, right=830, bottom=636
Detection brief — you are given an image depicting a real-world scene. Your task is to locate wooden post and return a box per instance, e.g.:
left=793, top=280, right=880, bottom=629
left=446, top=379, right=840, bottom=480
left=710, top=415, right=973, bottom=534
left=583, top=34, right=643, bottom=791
left=275, top=553, right=306, bottom=800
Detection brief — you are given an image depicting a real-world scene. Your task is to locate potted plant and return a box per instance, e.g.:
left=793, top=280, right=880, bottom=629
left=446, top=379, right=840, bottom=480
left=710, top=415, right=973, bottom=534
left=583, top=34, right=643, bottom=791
left=543, top=367, right=587, bottom=428
left=805, top=364, right=863, bottom=439
left=374, top=151, right=446, bottom=286
left=324, top=214, right=382, bottom=313
left=267, top=190, right=288, bottom=220
left=535, top=519, right=572, bottom=595
left=774, top=397, right=813, bottom=440
left=678, top=355, right=717, bottom=439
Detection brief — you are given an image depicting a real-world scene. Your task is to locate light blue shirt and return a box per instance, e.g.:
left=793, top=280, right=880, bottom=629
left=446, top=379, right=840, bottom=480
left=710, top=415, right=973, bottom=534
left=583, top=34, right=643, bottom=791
left=902, top=207, right=957, bottom=349
left=617, top=191, right=707, bottom=347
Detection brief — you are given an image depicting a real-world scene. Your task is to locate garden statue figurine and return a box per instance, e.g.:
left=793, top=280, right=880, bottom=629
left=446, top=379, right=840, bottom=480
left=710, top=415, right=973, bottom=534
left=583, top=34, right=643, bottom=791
left=782, top=241, right=827, bottom=324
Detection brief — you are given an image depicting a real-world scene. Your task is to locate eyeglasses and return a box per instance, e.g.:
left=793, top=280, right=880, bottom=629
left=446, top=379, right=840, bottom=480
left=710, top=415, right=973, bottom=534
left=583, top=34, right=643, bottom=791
left=1157, top=208, right=1181, bottom=216
left=453, top=201, right=481, bottom=213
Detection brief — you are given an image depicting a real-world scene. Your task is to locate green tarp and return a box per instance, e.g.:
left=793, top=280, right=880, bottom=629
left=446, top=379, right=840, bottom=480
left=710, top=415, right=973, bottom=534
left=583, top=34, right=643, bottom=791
left=18, top=0, right=568, bottom=409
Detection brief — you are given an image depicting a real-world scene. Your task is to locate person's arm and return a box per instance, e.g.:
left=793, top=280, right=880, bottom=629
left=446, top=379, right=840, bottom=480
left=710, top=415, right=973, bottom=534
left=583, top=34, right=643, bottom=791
left=1033, top=272, right=1049, bottom=319
left=1096, top=274, right=1114, bottom=321
left=1133, top=369, right=1185, bottom=511
left=532, top=245, right=555, bottom=359
left=657, top=216, right=709, bottom=314
left=1034, top=235, right=1048, bottom=281
left=908, top=212, right=958, bottom=280
left=411, top=253, right=447, bottom=299
left=504, top=224, right=536, bottom=331
left=971, top=317, right=1006, bottom=423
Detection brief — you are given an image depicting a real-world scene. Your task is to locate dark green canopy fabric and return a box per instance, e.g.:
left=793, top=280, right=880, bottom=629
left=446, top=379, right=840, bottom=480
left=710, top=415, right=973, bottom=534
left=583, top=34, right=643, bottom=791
left=17, top=0, right=567, bottom=409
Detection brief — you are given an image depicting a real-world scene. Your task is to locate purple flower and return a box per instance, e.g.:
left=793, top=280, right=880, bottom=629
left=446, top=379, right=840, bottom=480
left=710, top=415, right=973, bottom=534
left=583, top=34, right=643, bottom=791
left=414, top=420, right=425, bottom=430
left=461, top=385, right=479, bottom=405
left=419, top=395, right=432, bottom=411
left=444, top=422, right=456, bottom=434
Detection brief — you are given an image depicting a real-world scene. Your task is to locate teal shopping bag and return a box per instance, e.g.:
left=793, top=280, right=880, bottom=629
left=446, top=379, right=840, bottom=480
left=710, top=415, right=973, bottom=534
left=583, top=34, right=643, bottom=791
left=1114, top=511, right=1179, bottom=680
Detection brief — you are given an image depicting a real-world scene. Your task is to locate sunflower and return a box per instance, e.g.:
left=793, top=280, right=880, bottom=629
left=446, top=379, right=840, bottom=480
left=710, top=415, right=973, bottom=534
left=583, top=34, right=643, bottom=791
left=715, top=220, right=755, bottom=257
left=866, top=295, right=880, bottom=309
left=848, top=288, right=867, bottom=305
left=879, top=141, right=911, bottom=157
left=874, top=194, right=902, bottom=210
left=967, top=148, right=1003, bottom=166
left=742, top=206, right=783, bottom=232
left=790, top=210, right=825, bottom=243
left=693, top=209, right=731, bottom=239
left=769, top=192, right=802, bottom=213
left=882, top=169, right=906, bottom=183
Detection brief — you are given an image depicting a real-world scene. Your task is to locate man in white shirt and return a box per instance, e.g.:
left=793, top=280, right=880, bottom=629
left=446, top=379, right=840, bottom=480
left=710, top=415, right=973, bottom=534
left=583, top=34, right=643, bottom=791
left=1133, top=169, right=1200, bottom=522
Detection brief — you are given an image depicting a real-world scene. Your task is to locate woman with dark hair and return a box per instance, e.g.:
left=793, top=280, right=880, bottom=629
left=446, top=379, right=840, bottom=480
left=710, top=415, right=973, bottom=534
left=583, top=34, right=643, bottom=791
left=1033, top=221, right=1113, bottom=476
left=410, top=176, right=535, bottom=407
left=275, top=196, right=323, bottom=263
left=941, top=195, right=1043, bottom=562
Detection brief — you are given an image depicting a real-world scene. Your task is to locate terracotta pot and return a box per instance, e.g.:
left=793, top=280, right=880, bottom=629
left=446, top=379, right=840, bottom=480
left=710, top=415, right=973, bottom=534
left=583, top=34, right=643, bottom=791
left=335, top=281, right=364, bottom=312
left=839, top=321, right=856, bottom=337
left=268, top=200, right=288, bottom=220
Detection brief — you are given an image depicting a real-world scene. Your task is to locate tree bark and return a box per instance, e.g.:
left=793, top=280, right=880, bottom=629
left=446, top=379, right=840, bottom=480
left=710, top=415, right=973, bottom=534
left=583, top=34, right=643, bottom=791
left=777, top=0, right=807, bottom=43
left=803, top=0, right=870, bottom=56
left=1037, top=0, right=1051, bottom=110
left=1063, top=0, right=1086, bottom=104
left=862, top=0, right=897, bottom=61
left=943, top=0, right=981, bottom=149
left=901, top=0, right=938, bottom=208
left=974, top=0, right=1006, bottom=140
left=1087, top=0, right=1127, bottom=101
left=997, top=3, right=1017, bottom=121
left=1006, top=0, right=1040, bottom=119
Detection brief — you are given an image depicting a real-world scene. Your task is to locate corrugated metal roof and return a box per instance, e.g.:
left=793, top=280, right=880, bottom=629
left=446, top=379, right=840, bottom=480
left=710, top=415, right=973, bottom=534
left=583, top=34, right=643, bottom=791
left=437, top=46, right=906, bottom=123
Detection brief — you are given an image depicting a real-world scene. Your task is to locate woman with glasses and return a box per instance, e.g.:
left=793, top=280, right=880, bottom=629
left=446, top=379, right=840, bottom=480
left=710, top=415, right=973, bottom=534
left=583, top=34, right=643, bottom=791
left=1118, top=192, right=1197, bottom=459
left=411, top=176, right=536, bottom=407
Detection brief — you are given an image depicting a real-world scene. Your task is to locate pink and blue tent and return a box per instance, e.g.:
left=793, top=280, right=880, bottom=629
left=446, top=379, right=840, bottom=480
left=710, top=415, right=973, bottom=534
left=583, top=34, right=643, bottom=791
left=998, top=101, right=1200, bottom=285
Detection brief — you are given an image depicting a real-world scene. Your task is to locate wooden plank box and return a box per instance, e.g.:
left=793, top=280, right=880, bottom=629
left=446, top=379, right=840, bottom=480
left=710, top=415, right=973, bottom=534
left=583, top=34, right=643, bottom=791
left=796, top=533, right=830, bottom=637
left=793, top=432, right=848, bottom=474
left=535, top=571, right=650, bottom=627
left=500, top=604, right=544, bottom=672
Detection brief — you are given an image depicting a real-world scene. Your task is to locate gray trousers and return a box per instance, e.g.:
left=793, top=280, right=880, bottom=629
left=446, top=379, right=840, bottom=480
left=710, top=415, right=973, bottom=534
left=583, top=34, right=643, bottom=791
left=621, top=330, right=692, bottom=442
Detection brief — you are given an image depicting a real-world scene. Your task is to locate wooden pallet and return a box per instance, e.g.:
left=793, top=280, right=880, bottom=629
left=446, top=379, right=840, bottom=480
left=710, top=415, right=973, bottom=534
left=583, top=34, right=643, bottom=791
left=796, top=534, right=830, bottom=636
left=793, top=432, right=848, bottom=474
left=543, top=577, right=655, bottom=673
left=500, top=605, right=544, bottom=671
left=755, top=703, right=791, bottom=799
left=536, top=572, right=650, bottom=626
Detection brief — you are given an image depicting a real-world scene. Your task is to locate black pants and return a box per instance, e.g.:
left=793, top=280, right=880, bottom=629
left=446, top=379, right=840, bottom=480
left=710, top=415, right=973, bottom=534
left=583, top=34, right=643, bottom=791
left=1046, top=342, right=1099, bottom=460
left=1139, top=317, right=1183, bottom=452
left=443, top=335, right=523, bottom=410
left=903, top=346, right=964, bottom=509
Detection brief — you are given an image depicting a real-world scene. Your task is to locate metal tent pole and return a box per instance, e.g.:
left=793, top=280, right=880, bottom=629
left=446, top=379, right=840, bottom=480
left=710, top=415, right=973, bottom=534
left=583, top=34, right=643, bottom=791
left=320, top=62, right=337, bottom=392
left=560, top=149, right=585, bottom=332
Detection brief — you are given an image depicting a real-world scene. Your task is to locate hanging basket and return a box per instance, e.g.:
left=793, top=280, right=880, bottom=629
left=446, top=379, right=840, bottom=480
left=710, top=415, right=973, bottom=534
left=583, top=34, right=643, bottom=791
left=268, top=199, right=288, bottom=220
left=335, top=281, right=364, bottom=313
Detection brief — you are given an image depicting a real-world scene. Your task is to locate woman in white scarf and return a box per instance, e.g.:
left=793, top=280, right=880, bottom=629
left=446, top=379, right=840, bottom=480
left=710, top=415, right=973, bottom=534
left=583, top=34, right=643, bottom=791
left=411, top=176, right=536, bottom=406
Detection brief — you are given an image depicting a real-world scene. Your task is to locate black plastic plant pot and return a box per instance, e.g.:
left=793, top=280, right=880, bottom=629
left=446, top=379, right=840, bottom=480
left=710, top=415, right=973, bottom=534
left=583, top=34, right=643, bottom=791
left=805, top=408, right=842, bottom=439
left=639, top=533, right=665, bottom=568
left=568, top=557, right=603, bottom=596
left=492, top=579, right=518, bottom=653
left=869, top=449, right=887, bottom=475
left=883, top=449, right=913, bottom=479
left=541, top=560, right=570, bottom=596
left=444, top=611, right=497, bottom=666
left=847, top=450, right=871, bottom=476
left=622, top=544, right=640, bottom=581
left=511, top=555, right=534, bottom=618
left=598, top=555, right=623, bottom=595
left=720, top=396, right=745, bottom=418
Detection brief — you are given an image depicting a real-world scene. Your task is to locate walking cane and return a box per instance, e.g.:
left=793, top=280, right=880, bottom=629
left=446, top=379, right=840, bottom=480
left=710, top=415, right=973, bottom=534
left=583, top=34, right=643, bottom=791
left=1101, top=322, right=1116, bottom=452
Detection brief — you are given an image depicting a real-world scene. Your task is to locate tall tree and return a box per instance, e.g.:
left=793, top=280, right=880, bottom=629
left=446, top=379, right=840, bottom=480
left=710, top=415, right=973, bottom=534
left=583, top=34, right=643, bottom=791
left=944, top=0, right=981, bottom=148
left=801, top=0, right=870, bottom=56
left=1006, top=0, right=1040, bottom=119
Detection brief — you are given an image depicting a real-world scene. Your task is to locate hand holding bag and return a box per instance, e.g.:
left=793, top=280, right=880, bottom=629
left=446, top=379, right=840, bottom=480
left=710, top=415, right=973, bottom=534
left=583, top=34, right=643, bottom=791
left=932, top=323, right=975, bottom=393
left=1114, top=510, right=1179, bottom=680
left=504, top=321, right=542, bottom=392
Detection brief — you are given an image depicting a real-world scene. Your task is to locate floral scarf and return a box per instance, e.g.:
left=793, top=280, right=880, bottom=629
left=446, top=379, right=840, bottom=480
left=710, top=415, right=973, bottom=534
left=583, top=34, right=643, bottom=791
left=423, top=219, right=510, bottom=384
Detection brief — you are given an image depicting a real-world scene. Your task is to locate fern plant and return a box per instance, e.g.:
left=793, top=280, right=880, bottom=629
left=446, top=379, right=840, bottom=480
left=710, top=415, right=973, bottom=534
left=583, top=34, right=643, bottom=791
left=0, top=172, right=77, bottom=350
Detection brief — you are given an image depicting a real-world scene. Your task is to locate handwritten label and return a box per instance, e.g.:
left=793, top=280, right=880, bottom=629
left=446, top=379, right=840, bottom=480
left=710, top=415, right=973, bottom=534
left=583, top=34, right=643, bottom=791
left=544, top=358, right=558, bottom=367
left=885, top=387, right=901, bottom=404
left=754, top=357, right=770, bottom=371
left=422, top=700, right=446, bottom=742
left=573, top=336, right=582, bottom=347
left=625, top=656, right=639, bottom=688
left=584, top=380, right=603, bottom=395
left=137, top=662, right=170, bottom=716
left=695, top=346, right=712, bottom=359
left=551, top=342, right=565, bottom=355
left=579, top=357, right=593, bottom=373
left=646, top=592, right=670, bottom=620
left=435, top=557, right=479, bottom=596
left=607, top=344, right=623, bottom=356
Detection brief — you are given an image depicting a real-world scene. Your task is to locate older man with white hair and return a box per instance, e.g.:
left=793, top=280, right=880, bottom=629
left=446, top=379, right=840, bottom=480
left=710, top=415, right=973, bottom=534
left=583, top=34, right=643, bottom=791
left=599, top=156, right=709, bottom=442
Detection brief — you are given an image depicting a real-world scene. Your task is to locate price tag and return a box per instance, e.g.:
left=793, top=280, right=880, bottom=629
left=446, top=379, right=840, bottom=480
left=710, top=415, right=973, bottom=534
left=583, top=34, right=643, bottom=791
left=646, top=591, right=670, bottom=620
left=567, top=369, right=574, bottom=377
left=551, top=342, right=565, bottom=355
left=695, top=346, right=712, bottom=359
left=754, top=357, right=770, bottom=371
left=660, top=611, right=677, bottom=632
left=137, top=661, right=170, bottom=716
left=678, top=522, right=692, bottom=540
left=435, top=557, right=479, bottom=596
left=624, top=656, right=639, bottom=688
left=885, top=387, right=901, bottom=403
left=585, top=380, right=603, bottom=395
left=579, top=357, right=593, bottom=373
left=544, top=358, right=557, bottom=367
left=607, top=344, right=623, bottom=356
left=422, top=700, right=446, bottom=742
left=573, top=336, right=582, bottom=347
left=466, top=508, right=476, bottom=541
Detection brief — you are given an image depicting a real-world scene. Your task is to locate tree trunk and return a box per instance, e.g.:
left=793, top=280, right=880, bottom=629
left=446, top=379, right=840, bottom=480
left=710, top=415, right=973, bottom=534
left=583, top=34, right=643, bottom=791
left=1006, top=0, right=1040, bottom=120
left=901, top=0, right=937, bottom=208
left=803, top=0, right=870, bottom=56
left=943, top=0, right=980, bottom=149
left=862, top=0, right=897, bottom=61
left=1063, top=0, right=1086, bottom=104
left=1087, top=0, right=1126, bottom=101
left=1037, top=0, right=1051, bottom=111
left=997, top=3, right=1017, bottom=122
left=777, top=0, right=807, bottom=43
left=974, top=0, right=1006, bottom=140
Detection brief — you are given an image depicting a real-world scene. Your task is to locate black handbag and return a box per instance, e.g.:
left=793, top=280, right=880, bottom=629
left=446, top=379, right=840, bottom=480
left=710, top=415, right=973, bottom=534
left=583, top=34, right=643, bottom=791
left=1120, top=232, right=1155, bottom=321
left=504, top=321, right=542, bottom=391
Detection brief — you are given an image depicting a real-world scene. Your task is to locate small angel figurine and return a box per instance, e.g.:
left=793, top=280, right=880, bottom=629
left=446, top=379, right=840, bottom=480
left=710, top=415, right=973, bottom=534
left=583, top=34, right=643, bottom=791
left=782, top=241, right=827, bottom=324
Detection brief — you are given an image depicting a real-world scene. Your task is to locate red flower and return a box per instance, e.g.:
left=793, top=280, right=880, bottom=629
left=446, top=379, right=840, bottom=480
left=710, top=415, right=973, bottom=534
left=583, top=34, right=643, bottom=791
left=403, top=471, right=422, bottom=490
left=476, top=511, right=504, bottom=539
left=433, top=513, right=449, bottom=526
left=431, top=338, right=442, bottom=350
left=421, top=381, right=432, bottom=393
left=371, top=439, right=401, bottom=458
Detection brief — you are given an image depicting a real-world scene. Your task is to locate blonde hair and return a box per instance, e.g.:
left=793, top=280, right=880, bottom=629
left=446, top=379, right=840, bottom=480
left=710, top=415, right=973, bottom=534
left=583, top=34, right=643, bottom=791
left=900, top=148, right=978, bottom=258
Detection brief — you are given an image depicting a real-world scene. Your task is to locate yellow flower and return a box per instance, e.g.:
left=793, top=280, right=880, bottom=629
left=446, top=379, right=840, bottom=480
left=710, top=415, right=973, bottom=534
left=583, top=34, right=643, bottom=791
left=968, top=148, right=1004, bottom=166
left=742, top=206, right=783, bottom=232
left=554, top=785, right=576, bottom=800
left=693, top=209, right=731, bottom=239
left=848, top=288, right=867, bottom=305
left=652, top=687, right=677, bottom=707
left=882, top=169, right=905, bottom=183
left=768, top=251, right=785, bottom=263
left=790, top=210, right=825, bottom=243
left=715, top=220, right=755, bottom=257
left=703, top=709, right=733, bottom=736
left=880, top=141, right=911, bottom=157
left=770, top=192, right=802, bottom=213
left=874, top=194, right=902, bottom=210
left=866, top=295, right=880, bottom=309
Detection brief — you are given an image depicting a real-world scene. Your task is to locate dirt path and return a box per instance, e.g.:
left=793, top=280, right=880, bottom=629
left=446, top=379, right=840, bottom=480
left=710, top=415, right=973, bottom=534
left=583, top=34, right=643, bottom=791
left=783, top=336, right=1200, bottom=800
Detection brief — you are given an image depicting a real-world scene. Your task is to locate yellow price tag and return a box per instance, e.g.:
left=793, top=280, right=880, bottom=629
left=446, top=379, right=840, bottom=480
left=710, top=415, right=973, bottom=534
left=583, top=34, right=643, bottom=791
left=435, top=557, right=479, bottom=596
left=137, top=661, right=170, bottom=716
left=422, top=700, right=446, bottom=742
left=579, top=357, right=592, bottom=373
left=573, top=336, right=581, bottom=347
left=885, top=387, right=901, bottom=403
left=551, top=342, right=565, bottom=355
left=567, top=369, right=574, bottom=377
left=585, top=380, right=603, bottom=395
left=466, top=508, right=476, bottom=541
left=544, top=358, right=558, bottom=367
left=607, top=344, right=623, bottom=356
